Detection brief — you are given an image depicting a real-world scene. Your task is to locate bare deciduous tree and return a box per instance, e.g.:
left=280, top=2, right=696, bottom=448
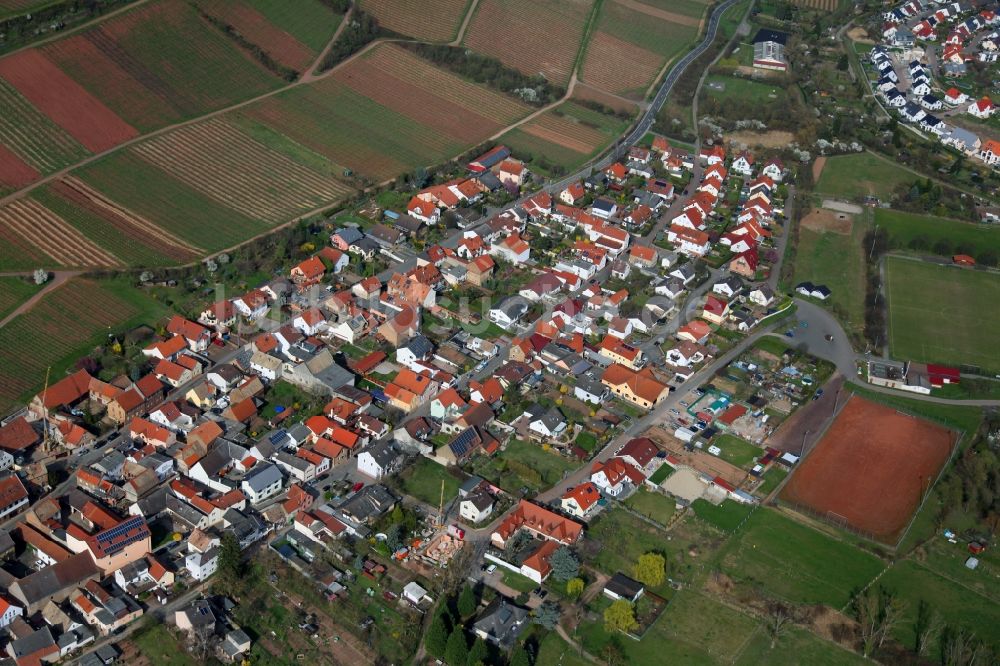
left=914, top=599, right=944, bottom=657
left=765, top=601, right=793, bottom=649
left=852, top=586, right=905, bottom=658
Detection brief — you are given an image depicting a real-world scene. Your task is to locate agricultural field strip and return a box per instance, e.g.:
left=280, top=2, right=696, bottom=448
left=520, top=111, right=609, bottom=153
left=463, top=0, right=593, bottom=87
left=358, top=45, right=530, bottom=123
left=130, top=118, right=352, bottom=224
left=0, top=78, right=89, bottom=173
left=0, top=198, right=119, bottom=267
left=360, top=0, right=470, bottom=42
left=56, top=176, right=203, bottom=254
left=192, top=0, right=316, bottom=71
left=582, top=32, right=665, bottom=95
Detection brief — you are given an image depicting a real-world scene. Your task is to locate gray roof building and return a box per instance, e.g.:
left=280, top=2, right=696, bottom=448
left=473, top=598, right=529, bottom=648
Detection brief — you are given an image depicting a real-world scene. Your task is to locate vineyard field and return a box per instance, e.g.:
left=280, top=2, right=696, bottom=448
left=0, top=278, right=167, bottom=412
left=464, top=0, right=594, bottom=87
left=37, top=0, right=284, bottom=131
left=582, top=0, right=701, bottom=97
left=244, top=0, right=344, bottom=51
left=32, top=184, right=183, bottom=267
left=500, top=101, right=627, bottom=170
left=0, top=198, right=120, bottom=268
left=361, top=0, right=469, bottom=42
left=129, top=118, right=353, bottom=224
left=0, top=277, right=39, bottom=322
left=75, top=151, right=271, bottom=251
left=0, top=78, right=89, bottom=181
left=192, top=0, right=333, bottom=71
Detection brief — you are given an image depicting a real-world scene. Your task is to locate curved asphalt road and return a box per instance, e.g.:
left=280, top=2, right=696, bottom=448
left=539, top=0, right=740, bottom=197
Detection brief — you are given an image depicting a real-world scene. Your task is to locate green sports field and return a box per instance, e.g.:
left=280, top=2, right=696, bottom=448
left=874, top=208, right=1000, bottom=258
left=885, top=256, right=1000, bottom=370
left=815, top=153, right=914, bottom=199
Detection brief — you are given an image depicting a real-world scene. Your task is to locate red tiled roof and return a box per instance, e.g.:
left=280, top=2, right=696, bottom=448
left=562, top=482, right=601, bottom=512
left=37, top=369, right=92, bottom=409
left=0, top=417, right=39, bottom=452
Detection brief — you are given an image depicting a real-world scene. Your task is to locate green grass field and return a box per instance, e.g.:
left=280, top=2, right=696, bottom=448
left=736, top=627, right=866, bottom=665
left=885, top=256, right=1000, bottom=370
left=703, top=75, right=786, bottom=106
left=880, top=560, right=1000, bottom=651
left=657, top=591, right=760, bottom=662
left=718, top=508, right=883, bottom=608
left=815, top=153, right=914, bottom=200
left=597, top=0, right=700, bottom=56
left=792, top=217, right=867, bottom=335
left=712, top=434, right=762, bottom=468
left=131, top=622, right=199, bottom=666
left=623, top=487, right=677, bottom=523
left=469, top=439, right=574, bottom=494
left=691, top=499, right=754, bottom=532
left=874, top=208, right=1000, bottom=258
left=399, top=457, right=463, bottom=506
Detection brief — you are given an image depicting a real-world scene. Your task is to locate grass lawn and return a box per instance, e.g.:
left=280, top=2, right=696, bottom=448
left=648, top=464, right=674, bottom=485
left=131, top=623, right=198, bottom=666
left=501, top=569, right=538, bottom=593
left=579, top=590, right=754, bottom=664
left=756, top=466, right=788, bottom=496
left=470, top=439, right=575, bottom=494
left=691, top=499, right=754, bottom=532
left=736, top=626, right=866, bottom=665
left=880, top=560, right=1000, bottom=652
left=815, top=152, right=914, bottom=200
left=623, top=488, right=676, bottom=524
left=657, top=591, right=760, bottom=663
left=711, top=434, right=761, bottom=469
left=399, top=457, right=463, bottom=506
left=575, top=431, right=599, bottom=452
left=704, top=74, right=786, bottom=106
left=584, top=508, right=722, bottom=593
left=754, top=335, right=792, bottom=357
left=536, top=631, right=592, bottom=666
left=792, top=217, right=867, bottom=336
left=874, top=208, right=1000, bottom=258
left=885, top=256, right=1000, bottom=371
left=261, top=380, right=317, bottom=420
left=718, top=508, right=883, bottom=608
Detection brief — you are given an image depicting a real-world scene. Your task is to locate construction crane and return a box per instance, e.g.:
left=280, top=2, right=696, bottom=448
left=40, top=367, right=50, bottom=453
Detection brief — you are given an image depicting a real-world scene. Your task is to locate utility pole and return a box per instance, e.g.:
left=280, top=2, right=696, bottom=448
left=438, top=479, right=445, bottom=528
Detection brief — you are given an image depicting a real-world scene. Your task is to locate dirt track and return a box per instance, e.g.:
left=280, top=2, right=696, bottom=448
left=780, top=395, right=957, bottom=544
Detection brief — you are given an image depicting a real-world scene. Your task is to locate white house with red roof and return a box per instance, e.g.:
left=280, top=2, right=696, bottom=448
left=498, top=159, right=527, bottom=186
left=760, top=158, right=784, bottom=182
left=590, top=458, right=645, bottom=497
left=969, top=96, right=995, bottom=118
left=731, top=151, right=755, bottom=176
left=407, top=197, right=440, bottom=224
left=559, top=182, right=586, bottom=205
left=166, top=316, right=211, bottom=352
left=560, top=482, right=601, bottom=519
left=667, top=225, right=711, bottom=257
left=490, top=233, right=531, bottom=264
left=944, top=87, right=968, bottom=105
left=699, top=144, right=725, bottom=165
